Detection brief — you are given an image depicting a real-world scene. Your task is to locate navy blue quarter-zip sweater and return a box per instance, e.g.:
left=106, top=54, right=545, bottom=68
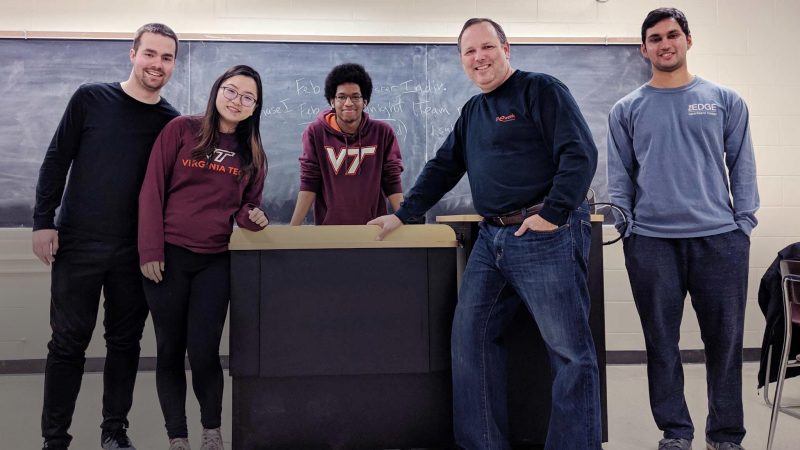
left=396, top=70, right=597, bottom=226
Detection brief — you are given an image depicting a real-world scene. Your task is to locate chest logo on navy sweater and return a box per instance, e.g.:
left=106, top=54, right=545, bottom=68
left=325, top=146, right=376, bottom=175
left=688, top=103, right=718, bottom=116
left=496, top=113, right=516, bottom=122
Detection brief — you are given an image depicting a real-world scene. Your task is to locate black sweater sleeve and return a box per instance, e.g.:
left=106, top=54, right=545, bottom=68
left=535, top=81, right=598, bottom=225
left=33, top=86, right=86, bottom=230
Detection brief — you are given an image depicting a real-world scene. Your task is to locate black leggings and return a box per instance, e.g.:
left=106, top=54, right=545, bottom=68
left=143, top=243, right=230, bottom=439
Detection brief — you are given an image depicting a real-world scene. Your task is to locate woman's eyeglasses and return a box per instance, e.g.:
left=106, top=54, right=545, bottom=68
left=220, top=86, right=257, bottom=107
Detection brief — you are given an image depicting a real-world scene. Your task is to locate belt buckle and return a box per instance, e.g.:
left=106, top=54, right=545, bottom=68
left=497, top=216, right=505, bottom=226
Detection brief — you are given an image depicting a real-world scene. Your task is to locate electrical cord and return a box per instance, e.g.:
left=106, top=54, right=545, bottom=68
left=587, top=201, right=627, bottom=246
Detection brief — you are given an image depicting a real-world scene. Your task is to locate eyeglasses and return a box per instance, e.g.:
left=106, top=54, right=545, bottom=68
left=334, top=94, right=364, bottom=103
left=220, top=86, right=257, bottom=107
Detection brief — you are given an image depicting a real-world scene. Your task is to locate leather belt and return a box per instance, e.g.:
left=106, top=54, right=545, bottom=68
left=484, top=203, right=544, bottom=227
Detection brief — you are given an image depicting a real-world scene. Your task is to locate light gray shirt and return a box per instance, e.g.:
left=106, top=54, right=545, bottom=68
left=607, top=76, right=759, bottom=238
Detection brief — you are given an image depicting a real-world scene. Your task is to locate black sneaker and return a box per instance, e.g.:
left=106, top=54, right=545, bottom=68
left=42, top=443, right=68, bottom=450
left=101, top=429, right=136, bottom=450
left=706, top=439, right=744, bottom=450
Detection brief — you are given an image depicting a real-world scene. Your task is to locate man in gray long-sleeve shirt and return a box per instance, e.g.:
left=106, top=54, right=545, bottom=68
left=607, top=8, right=758, bottom=450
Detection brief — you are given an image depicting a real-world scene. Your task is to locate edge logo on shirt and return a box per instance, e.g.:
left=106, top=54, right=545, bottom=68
left=688, top=103, right=718, bottom=116
left=325, top=146, right=376, bottom=175
left=496, top=113, right=516, bottom=122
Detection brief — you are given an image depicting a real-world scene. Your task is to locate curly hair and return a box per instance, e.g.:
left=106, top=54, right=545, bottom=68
left=324, top=63, right=373, bottom=104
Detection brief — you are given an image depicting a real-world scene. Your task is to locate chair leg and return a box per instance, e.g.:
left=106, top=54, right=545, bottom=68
left=764, top=345, right=773, bottom=407
left=766, top=279, right=795, bottom=450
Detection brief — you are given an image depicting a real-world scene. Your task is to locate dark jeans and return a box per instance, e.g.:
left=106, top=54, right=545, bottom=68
left=623, top=230, right=750, bottom=444
left=143, top=243, right=230, bottom=439
left=453, top=204, right=602, bottom=450
left=42, top=234, right=149, bottom=448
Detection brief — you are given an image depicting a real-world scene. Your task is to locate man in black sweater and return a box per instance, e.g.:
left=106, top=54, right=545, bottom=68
left=32, top=23, right=180, bottom=450
left=369, top=18, right=601, bottom=450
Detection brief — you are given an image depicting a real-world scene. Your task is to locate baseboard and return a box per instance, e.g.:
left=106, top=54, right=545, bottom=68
left=0, top=350, right=762, bottom=375
left=0, top=356, right=230, bottom=375
left=606, top=347, right=762, bottom=364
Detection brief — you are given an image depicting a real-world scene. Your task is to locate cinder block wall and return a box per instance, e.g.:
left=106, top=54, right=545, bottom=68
left=1, top=0, right=797, bottom=360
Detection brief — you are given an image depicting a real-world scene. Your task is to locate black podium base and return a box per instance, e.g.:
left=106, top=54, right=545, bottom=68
left=232, top=373, right=454, bottom=450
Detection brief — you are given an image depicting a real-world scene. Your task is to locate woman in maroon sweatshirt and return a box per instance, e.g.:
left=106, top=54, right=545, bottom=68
left=138, top=65, right=268, bottom=450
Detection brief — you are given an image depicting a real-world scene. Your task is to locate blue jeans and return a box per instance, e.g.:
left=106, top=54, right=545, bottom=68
left=453, top=205, right=601, bottom=450
left=623, top=230, right=749, bottom=444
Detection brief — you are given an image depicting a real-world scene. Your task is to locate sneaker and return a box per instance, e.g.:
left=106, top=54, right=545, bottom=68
left=706, top=439, right=744, bottom=450
left=659, top=438, right=692, bottom=449
left=200, top=428, right=224, bottom=450
left=101, top=429, right=136, bottom=450
left=169, top=438, right=191, bottom=450
left=42, top=443, right=68, bottom=450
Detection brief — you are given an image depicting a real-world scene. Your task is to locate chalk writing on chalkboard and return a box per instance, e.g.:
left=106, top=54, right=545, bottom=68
left=0, top=40, right=649, bottom=226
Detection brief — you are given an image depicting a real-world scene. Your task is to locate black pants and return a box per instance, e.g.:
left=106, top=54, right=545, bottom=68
left=42, top=234, right=149, bottom=448
left=623, top=230, right=749, bottom=444
left=143, top=243, right=230, bottom=439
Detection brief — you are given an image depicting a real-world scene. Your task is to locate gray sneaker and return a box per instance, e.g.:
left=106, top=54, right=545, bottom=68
left=659, top=438, right=692, bottom=449
left=200, top=428, right=224, bottom=450
left=101, top=429, right=136, bottom=450
left=169, top=437, right=191, bottom=450
left=706, top=439, right=744, bottom=450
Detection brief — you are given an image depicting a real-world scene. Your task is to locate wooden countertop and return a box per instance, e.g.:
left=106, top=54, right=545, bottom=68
left=229, top=224, right=457, bottom=250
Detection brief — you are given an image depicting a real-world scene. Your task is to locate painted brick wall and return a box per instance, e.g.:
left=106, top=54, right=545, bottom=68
left=0, top=0, right=796, bottom=359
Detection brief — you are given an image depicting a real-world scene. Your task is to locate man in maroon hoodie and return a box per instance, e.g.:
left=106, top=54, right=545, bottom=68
left=289, top=63, right=404, bottom=225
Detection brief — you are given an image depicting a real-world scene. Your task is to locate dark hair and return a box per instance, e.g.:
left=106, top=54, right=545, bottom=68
left=457, top=18, right=508, bottom=53
left=133, top=23, right=179, bottom=58
left=191, top=65, right=266, bottom=184
left=641, top=8, right=690, bottom=43
left=324, top=63, right=373, bottom=104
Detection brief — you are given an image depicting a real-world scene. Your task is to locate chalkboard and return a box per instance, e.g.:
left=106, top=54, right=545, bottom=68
left=0, top=38, right=649, bottom=227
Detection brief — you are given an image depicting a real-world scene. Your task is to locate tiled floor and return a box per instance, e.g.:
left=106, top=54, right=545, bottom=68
left=0, top=363, right=797, bottom=449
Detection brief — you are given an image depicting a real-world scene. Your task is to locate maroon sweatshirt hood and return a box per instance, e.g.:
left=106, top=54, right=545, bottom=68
left=299, top=109, right=404, bottom=225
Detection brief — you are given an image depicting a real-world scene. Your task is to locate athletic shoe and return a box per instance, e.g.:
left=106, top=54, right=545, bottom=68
left=200, top=428, right=224, bottom=450
left=101, top=429, right=136, bottom=450
left=658, top=438, right=692, bottom=449
left=706, top=439, right=744, bottom=450
left=168, top=437, right=191, bottom=450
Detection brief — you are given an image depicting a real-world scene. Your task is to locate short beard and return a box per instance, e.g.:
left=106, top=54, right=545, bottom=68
left=138, top=71, right=166, bottom=92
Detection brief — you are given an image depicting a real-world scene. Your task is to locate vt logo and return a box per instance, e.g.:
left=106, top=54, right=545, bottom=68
left=325, top=146, right=377, bottom=175
left=210, top=149, right=236, bottom=162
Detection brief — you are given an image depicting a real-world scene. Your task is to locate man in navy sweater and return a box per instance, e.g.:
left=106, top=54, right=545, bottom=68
left=32, top=23, right=180, bottom=450
left=369, top=18, right=601, bottom=450
left=607, top=8, right=758, bottom=450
